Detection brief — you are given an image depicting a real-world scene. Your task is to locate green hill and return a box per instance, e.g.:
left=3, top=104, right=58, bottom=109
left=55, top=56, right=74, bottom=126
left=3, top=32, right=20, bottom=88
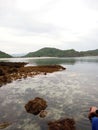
left=80, top=49, right=98, bottom=56
left=24, top=47, right=83, bottom=57
left=0, top=51, right=12, bottom=58
left=24, top=47, right=98, bottom=57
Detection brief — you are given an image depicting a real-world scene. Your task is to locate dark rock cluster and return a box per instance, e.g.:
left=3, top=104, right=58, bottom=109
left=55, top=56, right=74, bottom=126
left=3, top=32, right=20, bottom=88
left=25, top=97, right=76, bottom=130
left=0, top=62, right=66, bottom=87
left=0, top=62, right=27, bottom=87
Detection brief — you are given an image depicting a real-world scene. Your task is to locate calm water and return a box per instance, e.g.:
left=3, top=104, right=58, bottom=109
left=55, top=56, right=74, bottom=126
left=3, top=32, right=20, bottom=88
left=0, top=56, right=98, bottom=130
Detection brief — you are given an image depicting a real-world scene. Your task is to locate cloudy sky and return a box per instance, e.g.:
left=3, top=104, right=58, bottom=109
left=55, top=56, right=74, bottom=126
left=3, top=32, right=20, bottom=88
left=0, top=0, right=98, bottom=54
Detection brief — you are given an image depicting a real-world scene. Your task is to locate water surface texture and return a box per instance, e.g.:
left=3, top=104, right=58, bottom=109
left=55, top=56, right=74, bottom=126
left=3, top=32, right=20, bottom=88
left=0, top=56, right=98, bottom=130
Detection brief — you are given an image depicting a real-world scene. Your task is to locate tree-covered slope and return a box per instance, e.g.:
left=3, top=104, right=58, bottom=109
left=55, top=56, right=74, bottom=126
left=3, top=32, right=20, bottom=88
left=25, top=47, right=63, bottom=57
left=24, top=47, right=83, bottom=57
left=24, top=47, right=98, bottom=57
left=0, top=51, right=12, bottom=58
left=80, top=49, right=98, bottom=56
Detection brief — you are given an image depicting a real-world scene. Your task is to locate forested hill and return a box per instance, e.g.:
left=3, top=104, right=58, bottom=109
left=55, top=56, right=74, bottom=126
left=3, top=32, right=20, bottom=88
left=24, top=47, right=98, bottom=57
left=80, top=49, right=98, bottom=56
left=0, top=51, right=12, bottom=58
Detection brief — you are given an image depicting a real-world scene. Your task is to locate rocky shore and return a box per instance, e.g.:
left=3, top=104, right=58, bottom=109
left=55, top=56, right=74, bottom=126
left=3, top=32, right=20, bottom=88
left=0, top=62, right=66, bottom=87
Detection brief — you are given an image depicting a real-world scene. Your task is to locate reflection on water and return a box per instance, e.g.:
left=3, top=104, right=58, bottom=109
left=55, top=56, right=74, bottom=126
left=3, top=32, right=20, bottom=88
left=1, top=56, right=98, bottom=66
left=0, top=56, right=98, bottom=130
left=33, top=58, right=76, bottom=65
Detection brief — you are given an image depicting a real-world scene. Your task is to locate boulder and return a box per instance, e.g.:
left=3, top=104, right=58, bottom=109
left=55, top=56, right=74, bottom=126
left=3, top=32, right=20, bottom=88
left=25, top=97, right=47, bottom=115
left=48, top=118, right=76, bottom=130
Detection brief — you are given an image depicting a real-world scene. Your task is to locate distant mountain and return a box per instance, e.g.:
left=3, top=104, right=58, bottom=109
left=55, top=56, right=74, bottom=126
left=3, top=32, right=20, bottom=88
left=0, top=51, right=12, bottom=58
left=11, top=53, right=27, bottom=57
left=24, top=47, right=98, bottom=57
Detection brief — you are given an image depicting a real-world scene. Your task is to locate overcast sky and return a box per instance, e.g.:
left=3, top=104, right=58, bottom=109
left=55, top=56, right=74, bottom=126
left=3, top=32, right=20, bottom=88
left=0, top=0, right=98, bottom=54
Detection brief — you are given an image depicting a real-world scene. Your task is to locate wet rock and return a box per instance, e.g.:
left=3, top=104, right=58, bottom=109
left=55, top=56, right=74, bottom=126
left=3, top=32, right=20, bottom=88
left=39, top=110, right=48, bottom=118
left=0, top=62, right=27, bottom=68
left=0, top=69, right=5, bottom=76
left=0, top=122, right=12, bottom=129
left=0, top=62, right=66, bottom=87
left=48, top=118, right=76, bottom=130
left=25, top=97, right=47, bottom=115
left=8, top=67, right=18, bottom=73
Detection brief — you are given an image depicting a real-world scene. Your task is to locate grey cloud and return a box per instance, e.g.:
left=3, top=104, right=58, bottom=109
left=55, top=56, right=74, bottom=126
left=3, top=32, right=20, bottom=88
left=36, top=0, right=60, bottom=14
left=0, top=3, right=61, bottom=36
left=0, top=0, right=16, bottom=16
left=0, top=0, right=70, bottom=38
left=81, top=28, right=98, bottom=42
left=0, top=0, right=98, bottom=54
left=82, top=0, right=98, bottom=10
left=62, top=27, right=98, bottom=51
left=76, top=29, right=98, bottom=50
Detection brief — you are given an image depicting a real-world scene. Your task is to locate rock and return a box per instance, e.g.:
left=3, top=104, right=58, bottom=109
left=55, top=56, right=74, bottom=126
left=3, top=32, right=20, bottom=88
left=48, top=118, right=76, bottom=130
left=8, top=68, right=18, bottom=73
left=25, top=97, right=47, bottom=115
left=0, top=69, right=5, bottom=76
left=39, top=110, right=47, bottom=118
left=0, top=62, right=66, bottom=87
left=0, top=122, right=12, bottom=129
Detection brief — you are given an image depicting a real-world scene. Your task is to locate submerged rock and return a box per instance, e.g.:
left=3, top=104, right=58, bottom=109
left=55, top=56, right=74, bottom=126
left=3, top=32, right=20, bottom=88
left=39, top=110, right=48, bottom=118
left=25, top=97, right=76, bottom=129
left=48, top=118, right=76, bottom=130
left=0, top=122, right=12, bottom=129
left=25, top=97, right=47, bottom=115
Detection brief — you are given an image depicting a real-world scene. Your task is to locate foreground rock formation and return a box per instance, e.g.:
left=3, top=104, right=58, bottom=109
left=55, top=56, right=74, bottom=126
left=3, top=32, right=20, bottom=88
left=25, top=97, right=76, bottom=130
left=0, top=62, right=66, bottom=87
left=25, top=97, right=47, bottom=115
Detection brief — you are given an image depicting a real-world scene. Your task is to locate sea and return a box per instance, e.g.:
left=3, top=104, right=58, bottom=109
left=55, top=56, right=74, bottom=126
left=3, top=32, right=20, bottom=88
left=0, top=56, right=98, bottom=130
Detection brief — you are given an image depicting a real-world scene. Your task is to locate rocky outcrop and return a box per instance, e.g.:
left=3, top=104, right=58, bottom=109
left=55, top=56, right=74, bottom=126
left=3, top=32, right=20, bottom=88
left=0, top=62, right=27, bottom=87
left=25, top=97, right=47, bottom=115
left=48, top=118, right=76, bottom=130
left=0, top=62, right=66, bottom=87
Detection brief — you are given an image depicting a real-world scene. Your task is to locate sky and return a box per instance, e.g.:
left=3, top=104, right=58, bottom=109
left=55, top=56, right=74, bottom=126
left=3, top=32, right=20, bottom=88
left=0, top=0, right=98, bottom=54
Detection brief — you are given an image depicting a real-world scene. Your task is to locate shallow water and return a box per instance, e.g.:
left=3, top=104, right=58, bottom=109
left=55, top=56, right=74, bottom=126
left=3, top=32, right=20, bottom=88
left=0, top=56, right=98, bottom=130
